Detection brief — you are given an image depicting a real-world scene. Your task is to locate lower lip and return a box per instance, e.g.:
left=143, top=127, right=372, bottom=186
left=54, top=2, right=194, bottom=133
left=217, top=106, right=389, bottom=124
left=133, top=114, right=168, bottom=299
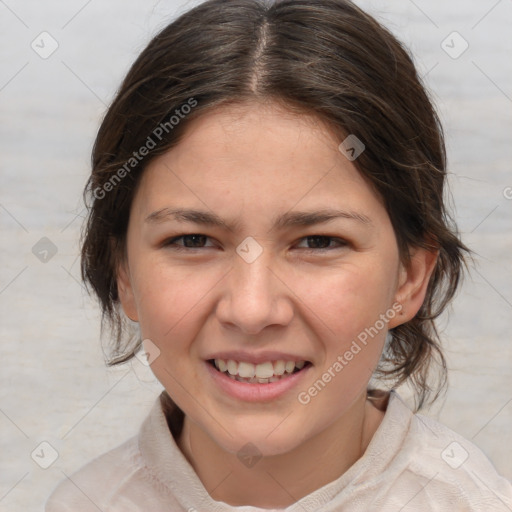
left=205, top=361, right=312, bottom=402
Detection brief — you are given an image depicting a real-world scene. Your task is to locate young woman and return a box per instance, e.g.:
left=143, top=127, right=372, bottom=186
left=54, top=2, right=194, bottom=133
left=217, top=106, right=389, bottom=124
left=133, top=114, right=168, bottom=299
left=46, top=0, right=512, bottom=510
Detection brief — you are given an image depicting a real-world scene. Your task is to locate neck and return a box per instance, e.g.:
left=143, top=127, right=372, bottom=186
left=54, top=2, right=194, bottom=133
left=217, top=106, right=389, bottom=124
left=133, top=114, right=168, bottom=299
left=176, top=390, right=386, bottom=508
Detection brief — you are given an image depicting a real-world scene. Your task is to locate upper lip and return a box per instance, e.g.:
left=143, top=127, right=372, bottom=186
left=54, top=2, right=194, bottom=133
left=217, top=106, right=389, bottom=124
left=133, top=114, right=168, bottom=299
left=204, top=350, right=311, bottom=365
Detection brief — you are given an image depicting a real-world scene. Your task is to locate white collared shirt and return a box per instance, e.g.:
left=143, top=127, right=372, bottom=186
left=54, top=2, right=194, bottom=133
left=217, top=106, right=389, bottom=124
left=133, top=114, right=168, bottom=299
left=46, top=390, right=512, bottom=511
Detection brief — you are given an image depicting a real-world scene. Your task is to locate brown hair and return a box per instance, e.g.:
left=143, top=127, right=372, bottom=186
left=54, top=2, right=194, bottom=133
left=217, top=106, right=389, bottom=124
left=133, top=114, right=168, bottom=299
left=81, top=0, right=470, bottom=409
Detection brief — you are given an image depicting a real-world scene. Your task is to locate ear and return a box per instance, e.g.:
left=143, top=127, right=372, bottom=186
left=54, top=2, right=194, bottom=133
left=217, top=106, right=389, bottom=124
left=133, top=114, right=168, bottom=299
left=388, top=247, right=438, bottom=329
left=117, top=258, right=139, bottom=322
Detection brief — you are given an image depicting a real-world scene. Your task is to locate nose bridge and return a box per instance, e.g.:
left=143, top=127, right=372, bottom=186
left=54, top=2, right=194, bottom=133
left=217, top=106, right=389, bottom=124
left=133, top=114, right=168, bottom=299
left=218, top=239, right=291, bottom=333
left=234, top=246, right=273, bottom=296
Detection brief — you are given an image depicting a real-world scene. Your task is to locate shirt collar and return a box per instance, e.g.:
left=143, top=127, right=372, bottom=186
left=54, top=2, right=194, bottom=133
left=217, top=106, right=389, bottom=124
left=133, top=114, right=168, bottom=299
left=138, top=389, right=413, bottom=511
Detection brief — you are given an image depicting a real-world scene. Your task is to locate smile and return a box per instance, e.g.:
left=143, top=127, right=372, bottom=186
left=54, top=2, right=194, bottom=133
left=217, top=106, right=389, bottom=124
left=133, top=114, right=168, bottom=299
left=208, top=359, right=309, bottom=384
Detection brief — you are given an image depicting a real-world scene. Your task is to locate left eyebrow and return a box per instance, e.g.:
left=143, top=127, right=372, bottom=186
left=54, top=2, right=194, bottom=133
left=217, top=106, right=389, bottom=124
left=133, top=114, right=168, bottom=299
left=144, top=207, right=373, bottom=232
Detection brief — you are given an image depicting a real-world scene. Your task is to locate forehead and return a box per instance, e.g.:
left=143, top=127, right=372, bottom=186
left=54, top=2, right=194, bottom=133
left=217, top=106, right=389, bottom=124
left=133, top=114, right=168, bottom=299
left=133, top=101, right=383, bottom=222
left=179, top=100, right=340, bottom=159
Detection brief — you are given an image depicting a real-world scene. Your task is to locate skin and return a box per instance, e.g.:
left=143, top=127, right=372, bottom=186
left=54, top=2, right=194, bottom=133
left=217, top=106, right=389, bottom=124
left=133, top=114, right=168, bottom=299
left=117, top=100, right=437, bottom=508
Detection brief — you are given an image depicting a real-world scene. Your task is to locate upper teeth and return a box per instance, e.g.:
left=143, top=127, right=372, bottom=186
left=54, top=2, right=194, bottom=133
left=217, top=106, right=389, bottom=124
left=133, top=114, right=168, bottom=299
left=214, top=359, right=306, bottom=378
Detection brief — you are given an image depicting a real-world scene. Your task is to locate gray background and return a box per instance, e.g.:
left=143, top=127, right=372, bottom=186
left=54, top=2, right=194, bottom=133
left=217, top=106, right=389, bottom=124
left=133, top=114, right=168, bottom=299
left=1, top=0, right=511, bottom=510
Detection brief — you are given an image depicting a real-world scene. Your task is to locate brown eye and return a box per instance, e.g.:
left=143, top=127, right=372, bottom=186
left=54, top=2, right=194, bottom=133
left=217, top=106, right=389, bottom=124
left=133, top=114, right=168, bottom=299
left=295, top=235, right=348, bottom=251
left=163, top=234, right=214, bottom=249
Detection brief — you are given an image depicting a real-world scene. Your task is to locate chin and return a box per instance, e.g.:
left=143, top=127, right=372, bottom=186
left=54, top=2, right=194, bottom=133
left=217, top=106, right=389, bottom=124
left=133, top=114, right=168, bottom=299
left=211, top=419, right=307, bottom=459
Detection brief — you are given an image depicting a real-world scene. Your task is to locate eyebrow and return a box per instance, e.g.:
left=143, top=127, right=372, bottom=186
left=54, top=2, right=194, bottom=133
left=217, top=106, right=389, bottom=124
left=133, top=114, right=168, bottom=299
left=144, top=207, right=372, bottom=232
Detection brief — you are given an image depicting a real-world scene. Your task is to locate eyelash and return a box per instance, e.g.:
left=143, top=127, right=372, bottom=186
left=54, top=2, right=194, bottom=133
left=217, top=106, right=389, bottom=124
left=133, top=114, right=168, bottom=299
left=162, top=234, right=348, bottom=252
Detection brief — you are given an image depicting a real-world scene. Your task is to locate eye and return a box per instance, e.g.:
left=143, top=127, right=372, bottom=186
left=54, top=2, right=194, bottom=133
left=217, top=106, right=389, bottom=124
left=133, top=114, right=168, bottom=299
left=295, top=235, right=348, bottom=251
left=163, top=234, right=216, bottom=250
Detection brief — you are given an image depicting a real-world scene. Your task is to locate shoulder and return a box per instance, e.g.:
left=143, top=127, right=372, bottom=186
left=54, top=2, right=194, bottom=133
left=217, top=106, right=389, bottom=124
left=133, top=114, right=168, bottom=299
left=45, top=435, right=142, bottom=512
left=45, top=395, right=182, bottom=512
left=376, top=392, right=512, bottom=511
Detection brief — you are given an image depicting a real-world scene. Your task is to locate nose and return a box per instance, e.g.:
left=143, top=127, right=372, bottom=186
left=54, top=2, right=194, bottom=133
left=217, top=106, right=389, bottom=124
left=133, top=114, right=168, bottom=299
left=215, top=247, right=294, bottom=335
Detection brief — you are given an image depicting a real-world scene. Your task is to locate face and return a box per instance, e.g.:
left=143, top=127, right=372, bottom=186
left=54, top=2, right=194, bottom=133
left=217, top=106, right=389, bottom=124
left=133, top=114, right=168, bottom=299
left=118, top=101, right=428, bottom=457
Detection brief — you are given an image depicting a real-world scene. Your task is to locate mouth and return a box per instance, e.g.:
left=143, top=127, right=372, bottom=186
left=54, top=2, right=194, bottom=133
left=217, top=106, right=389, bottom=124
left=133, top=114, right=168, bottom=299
left=206, top=358, right=312, bottom=384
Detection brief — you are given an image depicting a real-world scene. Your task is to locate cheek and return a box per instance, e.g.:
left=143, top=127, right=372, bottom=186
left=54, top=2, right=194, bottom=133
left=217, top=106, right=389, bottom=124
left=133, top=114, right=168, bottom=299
left=293, top=266, right=393, bottom=429
left=299, top=260, right=397, bottom=342
left=131, top=259, right=213, bottom=342
left=132, top=263, right=216, bottom=394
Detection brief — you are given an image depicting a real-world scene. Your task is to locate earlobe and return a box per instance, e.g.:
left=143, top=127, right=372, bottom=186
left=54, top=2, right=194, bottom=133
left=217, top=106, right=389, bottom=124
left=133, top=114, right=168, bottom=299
left=117, top=260, right=139, bottom=322
left=388, top=247, right=438, bottom=329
